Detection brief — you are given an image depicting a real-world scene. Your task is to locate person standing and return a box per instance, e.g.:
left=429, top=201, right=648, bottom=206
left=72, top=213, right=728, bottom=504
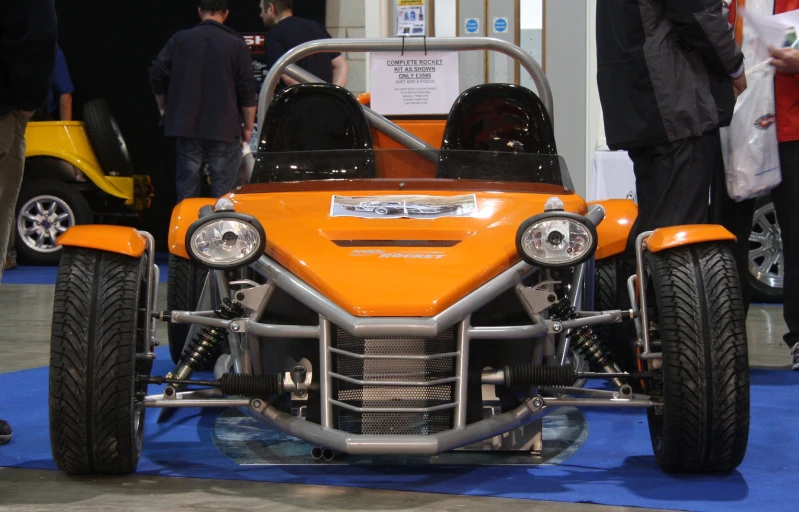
left=0, top=0, right=59, bottom=444
left=260, top=0, right=349, bottom=88
left=596, top=0, right=747, bottom=368
left=762, top=0, right=799, bottom=369
left=149, top=0, right=257, bottom=202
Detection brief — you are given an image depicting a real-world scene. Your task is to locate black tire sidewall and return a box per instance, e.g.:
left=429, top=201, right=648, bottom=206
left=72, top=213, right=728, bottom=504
left=167, top=254, right=209, bottom=365
left=83, top=99, right=133, bottom=177
left=14, top=179, right=93, bottom=265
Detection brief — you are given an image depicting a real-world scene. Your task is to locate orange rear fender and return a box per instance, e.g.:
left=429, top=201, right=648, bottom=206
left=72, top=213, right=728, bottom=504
left=647, top=225, right=736, bottom=253
left=56, top=225, right=148, bottom=258
left=168, top=198, right=218, bottom=259
left=591, top=199, right=638, bottom=260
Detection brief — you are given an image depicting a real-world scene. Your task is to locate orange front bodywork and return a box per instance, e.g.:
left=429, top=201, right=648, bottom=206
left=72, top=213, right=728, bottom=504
left=591, top=199, right=638, bottom=260
left=57, top=225, right=147, bottom=258
left=168, top=198, right=218, bottom=259
left=174, top=189, right=586, bottom=317
left=647, top=225, right=736, bottom=253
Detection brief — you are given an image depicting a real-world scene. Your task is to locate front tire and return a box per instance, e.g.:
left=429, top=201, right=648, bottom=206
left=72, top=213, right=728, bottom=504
left=645, top=242, right=750, bottom=473
left=49, top=248, right=151, bottom=475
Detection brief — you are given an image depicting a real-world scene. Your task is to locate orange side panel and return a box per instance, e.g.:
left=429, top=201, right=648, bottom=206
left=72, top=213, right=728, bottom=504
left=357, top=92, right=371, bottom=105
left=168, top=198, right=217, bottom=259
left=227, top=190, right=588, bottom=317
left=591, top=199, right=638, bottom=260
left=57, top=225, right=147, bottom=258
left=647, top=224, right=736, bottom=253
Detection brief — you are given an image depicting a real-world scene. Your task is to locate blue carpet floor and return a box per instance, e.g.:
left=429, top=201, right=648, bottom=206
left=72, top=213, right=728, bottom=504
left=0, top=348, right=795, bottom=511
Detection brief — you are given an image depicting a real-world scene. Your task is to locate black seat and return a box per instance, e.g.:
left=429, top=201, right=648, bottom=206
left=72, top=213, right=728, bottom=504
left=440, top=84, right=556, bottom=154
left=259, top=83, right=374, bottom=152
left=254, top=83, right=376, bottom=181
left=437, top=84, right=560, bottom=182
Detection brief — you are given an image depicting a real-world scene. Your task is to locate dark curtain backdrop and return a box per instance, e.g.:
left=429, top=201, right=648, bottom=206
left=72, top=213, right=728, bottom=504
left=54, top=0, right=326, bottom=249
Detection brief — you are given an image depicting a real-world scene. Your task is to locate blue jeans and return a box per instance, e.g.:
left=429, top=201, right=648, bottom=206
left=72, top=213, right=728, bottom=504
left=175, top=137, right=243, bottom=203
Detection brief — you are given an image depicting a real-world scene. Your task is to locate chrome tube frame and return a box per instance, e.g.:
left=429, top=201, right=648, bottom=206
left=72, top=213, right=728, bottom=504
left=139, top=231, right=158, bottom=357
left=282, top=64, right=438, bottom=163
left=633, top=231, right=663, bottom=360
left=258, top=37, right=553, bottom=128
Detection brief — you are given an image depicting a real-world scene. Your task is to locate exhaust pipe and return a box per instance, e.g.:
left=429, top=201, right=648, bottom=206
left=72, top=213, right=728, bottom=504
left=322, top=448, right=336, bottom=461
left=311, top=446, right=324, bottom=460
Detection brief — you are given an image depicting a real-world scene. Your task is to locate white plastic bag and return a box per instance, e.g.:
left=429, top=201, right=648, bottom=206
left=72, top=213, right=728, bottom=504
left=721, top=60, right=782, bottom=202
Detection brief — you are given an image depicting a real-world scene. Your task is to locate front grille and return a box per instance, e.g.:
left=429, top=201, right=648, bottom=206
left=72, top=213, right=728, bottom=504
left=332, top=240, right=461, bottom=248
left=332, top=327, right=458, bottom=435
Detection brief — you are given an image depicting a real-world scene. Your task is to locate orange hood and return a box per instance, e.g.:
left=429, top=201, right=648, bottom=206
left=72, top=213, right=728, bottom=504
left=225, top=189, right=587, bottom=318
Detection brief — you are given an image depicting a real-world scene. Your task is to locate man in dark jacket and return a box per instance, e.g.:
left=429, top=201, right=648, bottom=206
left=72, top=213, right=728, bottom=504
left=0, top=0, right=59, bottom=445
left=597, top=0, right=748, bottom=367
left=149, top=0, right=257, bottom=202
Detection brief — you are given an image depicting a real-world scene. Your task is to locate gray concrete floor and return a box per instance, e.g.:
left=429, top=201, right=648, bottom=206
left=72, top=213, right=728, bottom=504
left=0, top=282, right=791, bottom=511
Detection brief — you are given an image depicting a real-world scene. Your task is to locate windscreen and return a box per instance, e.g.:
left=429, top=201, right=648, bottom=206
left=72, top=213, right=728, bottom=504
left=247, top=149, right=574, bottom=192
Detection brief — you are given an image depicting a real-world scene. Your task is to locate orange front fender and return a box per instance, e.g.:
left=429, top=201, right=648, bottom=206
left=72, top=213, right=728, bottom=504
left=647, top=225, right=736, bottom=253
left=591, top=199, right=638, bottom=260
left=57, top=225, right=148, bottom=258
left=168, top=198, right=217, bottom=259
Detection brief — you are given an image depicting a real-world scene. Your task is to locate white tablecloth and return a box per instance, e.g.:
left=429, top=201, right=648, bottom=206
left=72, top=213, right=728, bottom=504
left=588, top=148, right=637, bottom=202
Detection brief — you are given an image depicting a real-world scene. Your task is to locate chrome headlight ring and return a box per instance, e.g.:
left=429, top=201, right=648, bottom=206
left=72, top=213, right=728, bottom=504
left=516, top=211, right=598, bottom=269
left=185, top=212, right=266, bottom=270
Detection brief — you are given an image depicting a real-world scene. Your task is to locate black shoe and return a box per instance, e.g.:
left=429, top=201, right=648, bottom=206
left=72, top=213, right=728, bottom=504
left=0, top=420, right=11, bottom=445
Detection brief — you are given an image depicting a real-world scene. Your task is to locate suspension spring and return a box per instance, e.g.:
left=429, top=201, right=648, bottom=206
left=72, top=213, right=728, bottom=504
left=180, top=298, right=244, bottom=371
left=549, top=299, right=617, bottom=370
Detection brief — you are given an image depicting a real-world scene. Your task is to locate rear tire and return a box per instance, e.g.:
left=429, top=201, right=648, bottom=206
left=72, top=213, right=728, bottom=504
left=167, top=254, right=209, bottom=365
left=49, top=248, right=150, bottom=475
left=645, top=242, right=750, bottom=473
left=594, top=256, right=637, bottom=373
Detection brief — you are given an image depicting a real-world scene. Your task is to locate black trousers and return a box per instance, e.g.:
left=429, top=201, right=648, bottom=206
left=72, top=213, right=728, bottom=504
left=618, top=130, right=753, bottom=312
left=773, top=141, right=799, bottom=348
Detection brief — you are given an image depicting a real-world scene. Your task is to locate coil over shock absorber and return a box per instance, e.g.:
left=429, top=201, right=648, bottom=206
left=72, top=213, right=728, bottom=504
left=549, top=298, right=625, bottom=388
left=167, top=298, right=245, bottom=382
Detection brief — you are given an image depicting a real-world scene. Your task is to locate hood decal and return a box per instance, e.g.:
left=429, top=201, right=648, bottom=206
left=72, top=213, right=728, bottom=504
left=330, top=194, right=478, bottom=219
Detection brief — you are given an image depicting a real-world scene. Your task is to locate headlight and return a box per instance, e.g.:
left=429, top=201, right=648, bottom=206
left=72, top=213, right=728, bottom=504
left=185, top=213, right=266, bottom=269
left=516, top=212, right=597, bottom=268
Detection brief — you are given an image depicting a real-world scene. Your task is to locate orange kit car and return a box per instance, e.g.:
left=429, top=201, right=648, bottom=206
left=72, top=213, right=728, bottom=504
left=48, top=37, right=748, bottom=476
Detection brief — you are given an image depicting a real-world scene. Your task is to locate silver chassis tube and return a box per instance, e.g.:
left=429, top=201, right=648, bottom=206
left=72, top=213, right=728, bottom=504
left=633, top=231, right=663, bottom=360
left=258, top=37, right=553, bottom=129
left=136, top=231, right=158, bottom=358
left=242, top=393, right=653, bottom=455
left=282, top=65, right=438, bottom=163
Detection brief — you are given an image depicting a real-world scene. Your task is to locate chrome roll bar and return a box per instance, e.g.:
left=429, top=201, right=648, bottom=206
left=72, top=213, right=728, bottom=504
left=258, top=36, right=553, bottom=127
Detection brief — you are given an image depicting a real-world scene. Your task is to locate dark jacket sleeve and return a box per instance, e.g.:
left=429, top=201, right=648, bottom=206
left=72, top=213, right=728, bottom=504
left=148, top=34, right=178, bottom=95
left=265, top=32, right=287, bottom=70
left=664, top=0, right=744, bottom=76
left=235, top=41, right=257, bottom=108
left=0, top=0, right=58, bottom=111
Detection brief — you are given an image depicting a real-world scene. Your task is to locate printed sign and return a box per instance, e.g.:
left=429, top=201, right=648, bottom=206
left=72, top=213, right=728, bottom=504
left=465, top=18, right=480, bottom=34
left=242, top=33, right=266, bottom=55
left=370, top=51, right=460, bottom=116
left=397, top=0, right=426, bottom=36
left=330, top=195, right=478, bottom=219
left=493, top=17, right=509, bottom=34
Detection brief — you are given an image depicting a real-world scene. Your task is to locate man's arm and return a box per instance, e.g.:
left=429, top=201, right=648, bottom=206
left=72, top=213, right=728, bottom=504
left=331, top=55, right=349, bottom=88
left=0, top=0, right=58, bottom=116
left=770, top=47, right=799, bottom=74
left=664, top=0, right=744, bottom=77
left=59, top=93, right=72, bottom=121
left=236, top=42, right=258, bottom=141
left=148, top=35, right=178, bottom=117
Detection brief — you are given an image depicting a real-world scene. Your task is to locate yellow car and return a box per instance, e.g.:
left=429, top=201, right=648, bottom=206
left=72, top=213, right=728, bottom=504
left=17, top=99, right=153, bottom=264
